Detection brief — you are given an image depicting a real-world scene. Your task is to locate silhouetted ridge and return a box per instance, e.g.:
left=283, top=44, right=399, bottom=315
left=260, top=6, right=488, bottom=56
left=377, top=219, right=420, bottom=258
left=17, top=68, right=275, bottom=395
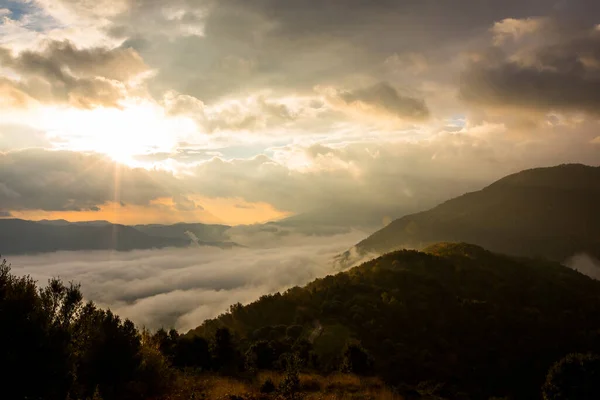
left=354, top=164, right=600, bottom=261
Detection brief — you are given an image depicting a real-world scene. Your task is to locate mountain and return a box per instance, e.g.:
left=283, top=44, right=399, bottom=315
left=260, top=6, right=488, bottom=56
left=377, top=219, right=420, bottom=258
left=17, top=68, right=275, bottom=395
left=38, top=219, right=113, bottom=227
left=191, top=242, right=600, bottom=399
left=352, top=164, right=600, bottom=262
left=0, top=219, right=246, bottom=254
left=134, top=222, right=231, bottom=243
left=0, top=219, right=192, bottom=254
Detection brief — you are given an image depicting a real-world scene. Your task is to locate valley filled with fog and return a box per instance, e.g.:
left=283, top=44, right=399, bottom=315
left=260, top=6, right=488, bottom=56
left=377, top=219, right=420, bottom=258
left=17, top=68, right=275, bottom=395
left=8, top=231, right=366, bottom=331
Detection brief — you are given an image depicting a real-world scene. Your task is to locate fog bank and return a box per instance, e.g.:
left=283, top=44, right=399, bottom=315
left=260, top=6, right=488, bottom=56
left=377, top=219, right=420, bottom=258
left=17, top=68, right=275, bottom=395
left=8, top=231, right=364, bottom=331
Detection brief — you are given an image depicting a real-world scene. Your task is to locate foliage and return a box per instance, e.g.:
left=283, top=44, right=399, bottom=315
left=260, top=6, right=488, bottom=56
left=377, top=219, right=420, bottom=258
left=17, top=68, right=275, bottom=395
left=0, top=257, right=171, bottom=400
left=4, top=239, right=600, bottom=400
left=341, top=343, right=373, bottom=375
left=246, top=340, right=276, bottom=371
left=542, top=353, right=600, bottom=400
left=260, top=378, right=277, bottom=394
left=279, top=354, right=301, bottom=399
left=192, top=244, right=600, bottom=399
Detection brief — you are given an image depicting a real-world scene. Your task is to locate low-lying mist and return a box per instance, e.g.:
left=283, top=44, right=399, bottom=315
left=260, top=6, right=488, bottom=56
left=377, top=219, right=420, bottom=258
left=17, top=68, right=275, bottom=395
left=8, top=231, right=366, bottom=332
left=566, top=253, right=600, bottom=280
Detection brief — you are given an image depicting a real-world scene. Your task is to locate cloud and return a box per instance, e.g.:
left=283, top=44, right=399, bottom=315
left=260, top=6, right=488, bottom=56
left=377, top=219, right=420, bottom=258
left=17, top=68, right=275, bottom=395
left=0, top=40, right=149, bottom=108
left=326, top=82, right=429, bottom=122
left=0, top=124, right=51, bottom=150
left=0, top=149, right=182, bottom=211
left=2, top=0, right=600, bottom=228
left=0, top=210, right=11, bottom=217
left=7, top=231, right=365, bottom=331
left=0, top=78, right=36, bottom=108
left=461, top=19, right=600, bottom=115
left=234, top=204, right=254, bottom=209
left=566, top=253, right=600, bottom=280
left=491, top=17, right=549, bottom=44
left=163, top=90, right=307, bottom=133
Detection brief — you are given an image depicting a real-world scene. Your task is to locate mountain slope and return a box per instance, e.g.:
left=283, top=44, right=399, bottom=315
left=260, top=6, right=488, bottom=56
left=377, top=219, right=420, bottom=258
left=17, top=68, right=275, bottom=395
left=191, top=243, right=600, bottom=399
left=134, top=222, right=230, bottom=242
left=0, top=219, right=190, bottom=254
left=354, top=164, right=600, bottom=261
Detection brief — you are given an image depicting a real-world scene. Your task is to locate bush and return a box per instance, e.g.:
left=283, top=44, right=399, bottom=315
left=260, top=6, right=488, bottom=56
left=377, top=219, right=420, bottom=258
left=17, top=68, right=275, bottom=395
left=341, top=343, right=374, bottom=375
left=279, top=354, right=301, bottom=399
left=246, top=340, right=276, bottom=370
left=286, top=325, right=304, bottom=340
left=542, top=353, right=600, bottom=400
left=260, top=378, right=276, bottom=394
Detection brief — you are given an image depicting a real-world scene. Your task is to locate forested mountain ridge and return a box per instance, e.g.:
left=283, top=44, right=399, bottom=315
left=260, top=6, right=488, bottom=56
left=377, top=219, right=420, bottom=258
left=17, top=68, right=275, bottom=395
left=352, top=164, right=600, bottom=262
left=192, top=242, right=600, bottom=399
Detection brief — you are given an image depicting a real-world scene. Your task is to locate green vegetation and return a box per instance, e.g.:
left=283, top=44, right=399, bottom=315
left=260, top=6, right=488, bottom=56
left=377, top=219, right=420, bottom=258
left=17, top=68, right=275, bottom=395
left=354, top=164, right=600, bottom=261
left=3, top=241, right=600, bottom=399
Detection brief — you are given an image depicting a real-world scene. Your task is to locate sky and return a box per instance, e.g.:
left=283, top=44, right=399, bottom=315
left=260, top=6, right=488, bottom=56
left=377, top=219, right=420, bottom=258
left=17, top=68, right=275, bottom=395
left=1, top=0, right=600, bottom=225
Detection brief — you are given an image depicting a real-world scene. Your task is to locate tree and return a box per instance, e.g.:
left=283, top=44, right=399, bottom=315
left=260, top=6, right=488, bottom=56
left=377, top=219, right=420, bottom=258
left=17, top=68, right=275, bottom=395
left=542, top=353, right=600, bottom=400
left=245, top=340, right=276, bottom=370
left=341, top=343, right=374, bottom=375
left=173, top=336, right=211, bottom=370
left=211, top=327, right=237, bottom=372
left=0, top=258, right=169, bottom=400
left=72, top=305, right=142, bottom=400
left=279, top=354, right=301, bottom=400
left=0, top=260, right=81, bottom=400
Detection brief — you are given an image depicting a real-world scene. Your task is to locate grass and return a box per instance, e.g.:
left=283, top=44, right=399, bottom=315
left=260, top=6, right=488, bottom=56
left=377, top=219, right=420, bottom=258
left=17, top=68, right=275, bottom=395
left=163, top=371, right=403, bottom=400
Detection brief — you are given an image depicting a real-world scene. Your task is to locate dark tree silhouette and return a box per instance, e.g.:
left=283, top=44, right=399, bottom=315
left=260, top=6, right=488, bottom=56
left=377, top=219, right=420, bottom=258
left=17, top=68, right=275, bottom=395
left=246, top=340, right=276, bottom=370
left=212, top=327, right=237, bottom=372
left=543, top=353, right=600, bottom=400
left=0, top=258, right=170, bottom=400
left=341, top=343, right=374, bottom=375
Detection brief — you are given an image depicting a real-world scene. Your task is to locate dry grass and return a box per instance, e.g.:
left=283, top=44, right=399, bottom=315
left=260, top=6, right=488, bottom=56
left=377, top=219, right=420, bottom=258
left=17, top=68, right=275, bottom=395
left=255, top=372, right=402, bottom=400
left=164, top=371, right=403, bottom=400
left=204, top=375, right=254, bottom=399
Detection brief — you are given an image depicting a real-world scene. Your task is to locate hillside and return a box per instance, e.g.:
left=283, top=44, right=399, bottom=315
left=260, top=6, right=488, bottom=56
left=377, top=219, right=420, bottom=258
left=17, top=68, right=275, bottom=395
left=134, top=222, right=231, bottom=242
left=191, top=243, right=600, bottom=399
left=353, top=164, right=600, bottom=262
left=0, top=219, right=243, bottom=254
left=0, top=219, right=191, bottom=254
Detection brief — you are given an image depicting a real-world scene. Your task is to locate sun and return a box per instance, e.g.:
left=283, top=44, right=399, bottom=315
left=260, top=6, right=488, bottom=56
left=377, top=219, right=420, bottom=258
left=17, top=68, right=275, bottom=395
left=39, top=100, right=196, bottom=166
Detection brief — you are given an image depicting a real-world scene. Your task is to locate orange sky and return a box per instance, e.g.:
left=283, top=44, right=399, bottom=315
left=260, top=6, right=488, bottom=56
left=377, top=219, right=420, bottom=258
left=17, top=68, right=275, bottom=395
left=7, top=196, right=291, bottom=226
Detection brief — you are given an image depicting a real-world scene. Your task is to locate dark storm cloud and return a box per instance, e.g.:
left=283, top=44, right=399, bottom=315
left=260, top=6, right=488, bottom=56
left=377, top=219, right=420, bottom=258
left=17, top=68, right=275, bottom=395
left=0, top=149, right=182, bottom=211
left=461, top=20, right=600, bottom=114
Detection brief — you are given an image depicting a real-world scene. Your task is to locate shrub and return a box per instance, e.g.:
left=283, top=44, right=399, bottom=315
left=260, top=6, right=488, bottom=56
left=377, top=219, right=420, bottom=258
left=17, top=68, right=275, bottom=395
left=542, top=353, right=600, bottom=400
left=260, top=378, right=276, bottom=394
left=279, top=354, right=301, bottom=399
left=341, top=343, right=374, bottom=375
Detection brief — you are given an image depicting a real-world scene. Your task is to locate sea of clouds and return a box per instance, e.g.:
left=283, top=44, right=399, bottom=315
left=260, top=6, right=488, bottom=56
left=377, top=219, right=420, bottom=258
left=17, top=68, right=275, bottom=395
left=8, top=231, right=366, bottom=332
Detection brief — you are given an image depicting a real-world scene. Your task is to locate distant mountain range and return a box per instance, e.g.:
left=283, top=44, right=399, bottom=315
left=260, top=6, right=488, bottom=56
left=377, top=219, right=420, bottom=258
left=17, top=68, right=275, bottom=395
left=350, top=164, right=600, bottom=262
left=0, top=219, right=238, bottom=255
left=3, top=163, right=600, bottom=257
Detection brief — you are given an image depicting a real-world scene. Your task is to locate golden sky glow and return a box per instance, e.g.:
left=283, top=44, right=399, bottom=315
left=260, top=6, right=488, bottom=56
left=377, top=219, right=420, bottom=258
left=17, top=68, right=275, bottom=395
left=1, top=0, right=599, bottom=226
left=9, top=197, right=291, bottom=226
